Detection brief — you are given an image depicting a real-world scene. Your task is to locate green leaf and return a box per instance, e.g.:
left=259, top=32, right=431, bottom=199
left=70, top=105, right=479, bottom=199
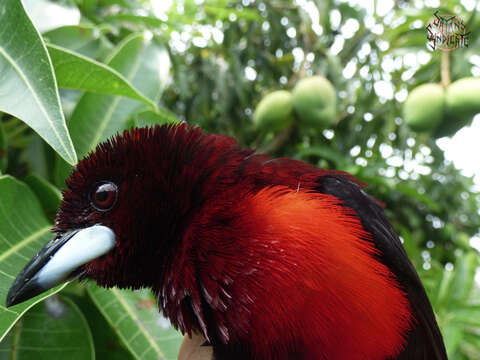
left=0, top=296, right=94, bottom=360
left=54, top=33, right=170, bottom=187
left=47, top=44, right=156, bottom=108
left=23, top=174, right=62, bottom=221
left=43, top=24, right=112, bottom=59
left=0, top=176, right=65, bottom=341
left=87, top=285, right=182, bottom=360
left=0, top=0, right=77, bottom=165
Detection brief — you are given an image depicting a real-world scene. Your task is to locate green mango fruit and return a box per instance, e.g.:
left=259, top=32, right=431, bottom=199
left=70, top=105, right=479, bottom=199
left=435, top=77, right=480, bottom=137
left=253, top=90, right=293, bottom=132
left=404, top=83, right=444, bottom=132
left=292, top=76, right=336, bottom=129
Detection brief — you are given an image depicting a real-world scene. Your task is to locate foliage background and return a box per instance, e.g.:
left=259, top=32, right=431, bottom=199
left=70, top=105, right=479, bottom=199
left=0, top=0, right=479, bottom=359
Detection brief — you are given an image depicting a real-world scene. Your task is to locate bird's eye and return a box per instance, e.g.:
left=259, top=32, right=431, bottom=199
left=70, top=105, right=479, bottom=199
left=90, top=182, right=118, bottom=211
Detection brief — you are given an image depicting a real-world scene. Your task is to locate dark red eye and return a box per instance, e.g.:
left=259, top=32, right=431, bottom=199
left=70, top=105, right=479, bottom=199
left=90, top=182, right=118, bottom=211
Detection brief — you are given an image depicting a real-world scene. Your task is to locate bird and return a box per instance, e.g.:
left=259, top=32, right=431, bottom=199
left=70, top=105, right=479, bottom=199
left=7, top=123, right=447, bottom=360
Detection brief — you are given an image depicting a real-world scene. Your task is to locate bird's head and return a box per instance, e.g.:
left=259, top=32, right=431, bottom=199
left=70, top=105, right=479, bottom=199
left=7, top=124, right=231, bottom=307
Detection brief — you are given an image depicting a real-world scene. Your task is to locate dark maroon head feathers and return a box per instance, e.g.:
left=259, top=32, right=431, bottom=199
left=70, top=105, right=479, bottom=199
left=55, top=124, right=242, bottom=288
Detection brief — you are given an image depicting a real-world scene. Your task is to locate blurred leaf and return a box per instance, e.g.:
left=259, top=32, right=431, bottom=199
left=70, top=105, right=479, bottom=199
left=54, top=33, right=171, bottom=187
left=87, top=285, right=182, bottom=360
left=0, top=296, right=94, bottom=359
left=204, top=6, right=263, bottom=22
left=411, top=58, right=440, bottom=86
left=48, top=44, right=156, bottom=108
left=22, top=0, right=80, bottom=33
left=395, top=183, right=440, bottom=212
left=435, top=266, right=455, bottom=309
left=23, top=174, right=61, bottom=221
left=0, top=0, right=77, bottom=165
left=103, top=13, right=165, bottom=27
left=22, top=136, right=57, bottom=182
left=43, top=24, right=113, bottom=59
left=453, top=305, right=480, bottom=327
left=59, top=89, right=84, bottom=120
left=98, top=0, right=132, bottom=7
left=398, top=225, right=422, bottom=265
left=297, top=146, right=347, bottom=167
left=0, top=176, right=65, bottom=341
left=451, top=251, right=479, bottom=304
left=443, top=321, right=463, bottom=358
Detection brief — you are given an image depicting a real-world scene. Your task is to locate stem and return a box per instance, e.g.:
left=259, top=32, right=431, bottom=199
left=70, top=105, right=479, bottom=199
left=441, top=51, right=450, bottom=87
left=259, top=123, right=295, bottom=154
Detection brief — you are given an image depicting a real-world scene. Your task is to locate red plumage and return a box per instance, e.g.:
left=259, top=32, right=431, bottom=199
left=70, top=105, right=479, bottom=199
left=53, top=123, right=446, bottom=359
left=182, top=187, right=412, bottom=359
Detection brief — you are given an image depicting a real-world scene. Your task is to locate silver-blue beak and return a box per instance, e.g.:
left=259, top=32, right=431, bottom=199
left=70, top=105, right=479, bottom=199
left=6, top=225, right=115, bottom=307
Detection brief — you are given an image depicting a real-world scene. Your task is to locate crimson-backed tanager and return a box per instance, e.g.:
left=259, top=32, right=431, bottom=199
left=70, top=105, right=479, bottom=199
left=7, top=124, right=447, bottom=359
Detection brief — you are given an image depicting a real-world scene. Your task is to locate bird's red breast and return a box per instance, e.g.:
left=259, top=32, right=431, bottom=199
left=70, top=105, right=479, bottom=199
left=167, top=184, right=412, bottom=359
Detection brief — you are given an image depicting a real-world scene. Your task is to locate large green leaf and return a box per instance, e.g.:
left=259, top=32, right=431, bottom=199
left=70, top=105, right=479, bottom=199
left=0, top=0, right=77, bottom=165
left=55, top=33, right=170, bottom=186
left=0, top=176, right=64, bottom=341
left=88, top=285, right=182, bottom=360
left=0, top=296, right=94, bottom=360
left=47, top=44, right=156, bottom=108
